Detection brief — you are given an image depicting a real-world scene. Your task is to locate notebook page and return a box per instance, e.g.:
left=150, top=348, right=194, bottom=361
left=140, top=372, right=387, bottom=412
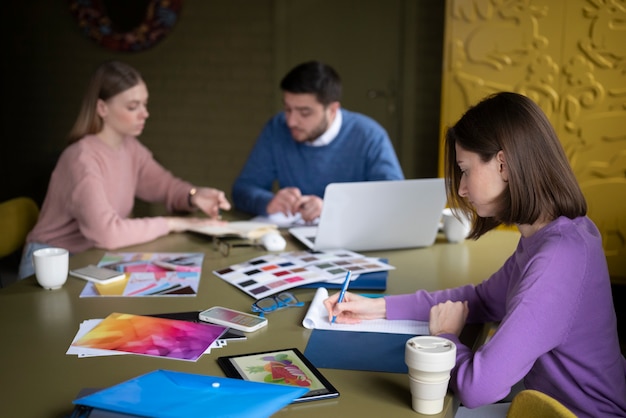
left=302, top=287, right=429, bottom=335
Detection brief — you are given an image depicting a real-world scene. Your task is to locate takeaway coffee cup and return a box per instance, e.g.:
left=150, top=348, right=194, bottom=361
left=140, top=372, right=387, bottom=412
left=405, top=336, right=456, bottom=415
left=442, top=208, right=471, bottom=243
left=33, top=247, right=69, bottom=290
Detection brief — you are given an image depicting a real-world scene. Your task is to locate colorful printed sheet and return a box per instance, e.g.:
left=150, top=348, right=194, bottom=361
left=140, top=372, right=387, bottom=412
left=70, top=313, right=227, bottom=361
left=79, top=252, right=203, bottom=297
left=213, top=249, right=394, bottom=299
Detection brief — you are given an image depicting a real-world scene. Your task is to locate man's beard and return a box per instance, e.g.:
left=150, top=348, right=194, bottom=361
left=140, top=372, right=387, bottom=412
left=301, top=116, right=329, bottom=143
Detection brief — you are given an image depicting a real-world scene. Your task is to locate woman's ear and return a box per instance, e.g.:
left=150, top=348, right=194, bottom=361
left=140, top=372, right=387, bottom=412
left=96, top=99, right=107, bottom=118
left=496, top=150, right=508, bottom=182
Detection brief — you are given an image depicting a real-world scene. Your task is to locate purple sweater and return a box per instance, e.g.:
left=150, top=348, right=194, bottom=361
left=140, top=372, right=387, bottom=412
left=386, top=216, right=626, bottom=417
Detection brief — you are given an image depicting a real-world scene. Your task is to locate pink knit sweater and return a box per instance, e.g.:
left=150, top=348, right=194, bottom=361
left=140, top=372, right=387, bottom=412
left=27, top=135, right=194, bottom=252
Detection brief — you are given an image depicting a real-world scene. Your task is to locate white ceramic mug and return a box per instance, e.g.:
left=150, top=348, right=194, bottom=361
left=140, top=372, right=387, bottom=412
left=442, top=208, right=471, bottom=243
left=33, top=247, right=69, bottom=290
left=405, top=336, right=456, bottom=415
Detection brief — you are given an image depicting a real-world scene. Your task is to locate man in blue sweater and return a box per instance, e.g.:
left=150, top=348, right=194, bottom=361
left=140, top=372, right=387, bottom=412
left=232, top=61, right=404, bottom=222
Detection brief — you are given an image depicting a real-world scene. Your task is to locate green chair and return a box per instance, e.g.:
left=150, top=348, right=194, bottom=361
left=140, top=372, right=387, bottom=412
left=0, top=197, right=39, bottom=286
left=506, top=389, right=576, bottom=418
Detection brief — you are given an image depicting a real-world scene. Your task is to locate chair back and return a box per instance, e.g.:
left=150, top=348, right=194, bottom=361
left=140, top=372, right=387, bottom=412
left=506, top=389, right=576, bottom=418
left=0, top=197, right=39, bottom=258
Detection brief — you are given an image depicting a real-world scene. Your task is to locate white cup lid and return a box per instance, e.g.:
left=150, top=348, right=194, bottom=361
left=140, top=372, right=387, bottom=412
left=405, top=336, right=456, bottom=371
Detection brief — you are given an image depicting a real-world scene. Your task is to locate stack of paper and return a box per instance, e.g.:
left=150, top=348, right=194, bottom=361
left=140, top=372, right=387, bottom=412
left=79, top=252, right=205, bottom=297
left=67, top=313, right=231, bottom=361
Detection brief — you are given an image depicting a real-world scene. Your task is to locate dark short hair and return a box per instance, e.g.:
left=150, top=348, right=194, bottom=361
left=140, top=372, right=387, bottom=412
left=280, top=61, right=342, bottom=106
left=444, top=92, right=587, bottom=238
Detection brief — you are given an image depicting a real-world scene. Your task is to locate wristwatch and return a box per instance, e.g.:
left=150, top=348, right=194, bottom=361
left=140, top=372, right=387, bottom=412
left=188, top=187, right=197, bottom=207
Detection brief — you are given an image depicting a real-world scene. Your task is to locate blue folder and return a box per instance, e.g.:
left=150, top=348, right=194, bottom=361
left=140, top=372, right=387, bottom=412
left=73, top=370, right=308, bottom=418
left=304, top=329, right=420, bottom=374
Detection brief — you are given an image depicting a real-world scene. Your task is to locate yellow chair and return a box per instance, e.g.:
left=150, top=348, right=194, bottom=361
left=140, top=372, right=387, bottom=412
left=0, top=197, right=39, bottom=258
left=506, top=389, right=576, bottom=418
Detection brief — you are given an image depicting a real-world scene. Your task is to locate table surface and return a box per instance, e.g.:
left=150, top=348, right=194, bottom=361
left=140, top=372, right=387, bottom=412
left=0, top=228, right=520, bottom=418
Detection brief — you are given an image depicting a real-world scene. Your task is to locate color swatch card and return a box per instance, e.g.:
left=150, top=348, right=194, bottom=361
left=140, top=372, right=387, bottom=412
left=79, top=252, right=204, bottom=297
left=213, top=249, right=394, bottom=299
left=70, top=313, right=227, bottom=361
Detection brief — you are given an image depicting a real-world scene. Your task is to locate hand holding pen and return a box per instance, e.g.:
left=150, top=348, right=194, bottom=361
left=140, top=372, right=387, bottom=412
left=323, top=283, right=387, bottom=324
left=331, top=271, right=353, bottom=324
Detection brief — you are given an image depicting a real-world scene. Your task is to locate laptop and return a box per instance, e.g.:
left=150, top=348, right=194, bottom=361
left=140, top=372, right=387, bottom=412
left=289, top=178, right=446, bottom=252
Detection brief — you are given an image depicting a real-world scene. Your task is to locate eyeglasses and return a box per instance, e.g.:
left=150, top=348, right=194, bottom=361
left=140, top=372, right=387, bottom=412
left=251, top=292, right=305, bottom=317
left=212, top=236, right=260, bottom=257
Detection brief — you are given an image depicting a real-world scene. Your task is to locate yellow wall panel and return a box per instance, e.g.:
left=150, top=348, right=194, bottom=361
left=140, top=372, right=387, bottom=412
left=440, top=0, right=626, bottom=280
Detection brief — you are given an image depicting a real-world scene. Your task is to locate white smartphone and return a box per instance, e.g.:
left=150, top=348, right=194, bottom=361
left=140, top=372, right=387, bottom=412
left=199, top=306, right=268, bottom=332
left=69, top=265, right=126, bottom=285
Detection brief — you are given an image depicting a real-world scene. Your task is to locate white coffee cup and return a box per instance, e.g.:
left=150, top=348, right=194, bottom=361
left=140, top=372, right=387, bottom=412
left=33, top=247, right=69, bottom=290
left=442, top=208, right=471, bottom=243
left=405, top=336, right=456, bottom=415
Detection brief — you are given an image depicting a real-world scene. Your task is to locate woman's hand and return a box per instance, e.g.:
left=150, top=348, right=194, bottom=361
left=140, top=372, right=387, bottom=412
left=166, top=216, right=227, bottom=233
left=191, top=187, right=231, bottom=219
left=323, top=291, right=387, bottom=324
left=429, top=300, right=469, bottom=337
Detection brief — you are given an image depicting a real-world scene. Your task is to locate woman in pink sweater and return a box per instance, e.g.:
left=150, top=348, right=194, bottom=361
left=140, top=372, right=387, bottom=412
left=19, top=61, right=230, bottom=279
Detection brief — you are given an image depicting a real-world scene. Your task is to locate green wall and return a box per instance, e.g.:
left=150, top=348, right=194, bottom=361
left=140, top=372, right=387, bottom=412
left=1, top=1, right=444, bottom=214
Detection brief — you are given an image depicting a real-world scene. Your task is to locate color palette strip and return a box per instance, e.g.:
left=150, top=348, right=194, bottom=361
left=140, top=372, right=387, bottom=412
left=213, top=249, right=394, bottom=299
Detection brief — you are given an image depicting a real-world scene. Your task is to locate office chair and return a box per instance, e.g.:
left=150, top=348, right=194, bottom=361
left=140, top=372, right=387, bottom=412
left=506, top=389, right=576, bottom=418
left=0, top=197, right=39, bottom=286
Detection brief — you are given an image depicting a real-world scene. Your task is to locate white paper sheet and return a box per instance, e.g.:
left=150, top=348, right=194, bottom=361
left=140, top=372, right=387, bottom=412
left=250, top=213, right=319, bottom=228
left=302, top=287, right=429, bottom=335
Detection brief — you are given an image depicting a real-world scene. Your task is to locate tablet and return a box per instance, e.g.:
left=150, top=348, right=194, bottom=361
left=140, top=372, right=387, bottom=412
left=217, top=347, right=339, bottom=403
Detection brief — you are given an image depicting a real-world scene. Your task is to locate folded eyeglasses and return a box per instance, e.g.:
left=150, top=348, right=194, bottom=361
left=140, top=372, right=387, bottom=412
left=212, top=236, right=261, bottom=257
left=251, top=292, right=305, bottom=317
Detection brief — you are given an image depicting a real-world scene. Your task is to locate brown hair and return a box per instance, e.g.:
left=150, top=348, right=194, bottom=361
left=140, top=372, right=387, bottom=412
left=67, top=60, right=143, bottom=143
left=444, top=92, right=587, bottom=238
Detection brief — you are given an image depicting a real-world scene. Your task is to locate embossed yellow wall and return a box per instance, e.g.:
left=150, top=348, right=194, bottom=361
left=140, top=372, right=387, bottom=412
left=439, top=0, right=626, bottom=280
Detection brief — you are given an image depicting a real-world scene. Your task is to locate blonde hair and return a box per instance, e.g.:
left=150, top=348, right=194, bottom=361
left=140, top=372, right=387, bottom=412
left=67, top=61, right=143, bottom=143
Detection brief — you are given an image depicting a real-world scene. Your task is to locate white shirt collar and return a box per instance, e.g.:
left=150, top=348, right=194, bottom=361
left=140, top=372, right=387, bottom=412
left=306, top=109, right=342, bottom=147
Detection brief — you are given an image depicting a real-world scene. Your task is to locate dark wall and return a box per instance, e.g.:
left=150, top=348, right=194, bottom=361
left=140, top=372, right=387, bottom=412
left=1, top=1, right=444, bottom=212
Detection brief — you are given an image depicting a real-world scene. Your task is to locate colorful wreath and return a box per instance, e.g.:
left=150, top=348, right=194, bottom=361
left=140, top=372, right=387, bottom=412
left=68, top=0, right=183, bottom=52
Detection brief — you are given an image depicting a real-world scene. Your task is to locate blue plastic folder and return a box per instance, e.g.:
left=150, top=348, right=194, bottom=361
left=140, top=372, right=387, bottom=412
left=73, top=370, right=308, bottom=418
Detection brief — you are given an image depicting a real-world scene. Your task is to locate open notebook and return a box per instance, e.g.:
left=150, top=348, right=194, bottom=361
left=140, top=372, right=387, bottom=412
left=289, top=178, right=446, bottom=252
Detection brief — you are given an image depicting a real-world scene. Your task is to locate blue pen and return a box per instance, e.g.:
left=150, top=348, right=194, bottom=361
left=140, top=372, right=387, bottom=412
left=331, top=270, right=352, bottom=324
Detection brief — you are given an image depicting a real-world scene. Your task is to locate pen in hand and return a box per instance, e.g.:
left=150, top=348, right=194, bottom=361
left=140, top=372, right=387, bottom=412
left=331, top=270, right=352, bottom=325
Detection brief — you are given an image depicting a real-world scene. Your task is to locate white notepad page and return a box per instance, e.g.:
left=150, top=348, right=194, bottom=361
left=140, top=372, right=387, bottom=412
left=302, top=287, right=429, bottom=335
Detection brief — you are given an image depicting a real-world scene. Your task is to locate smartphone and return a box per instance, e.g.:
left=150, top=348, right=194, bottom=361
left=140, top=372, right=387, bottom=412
left=199, top=306, right=268, bottom=332
left=69, top=265, right=126, bottom=285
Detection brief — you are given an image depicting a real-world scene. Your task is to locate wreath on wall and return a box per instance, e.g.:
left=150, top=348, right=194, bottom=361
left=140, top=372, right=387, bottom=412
left=68, top=0, right=183, bottom=52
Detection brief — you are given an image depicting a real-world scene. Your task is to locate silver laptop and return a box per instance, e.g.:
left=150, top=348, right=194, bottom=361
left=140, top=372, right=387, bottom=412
left=289, top=178, right=446, bottom=252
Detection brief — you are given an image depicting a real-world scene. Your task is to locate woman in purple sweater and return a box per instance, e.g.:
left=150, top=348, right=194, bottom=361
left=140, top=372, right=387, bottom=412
left=19, top=61, right=231, bottom=279
left=324, top=92, right=626, bottom=417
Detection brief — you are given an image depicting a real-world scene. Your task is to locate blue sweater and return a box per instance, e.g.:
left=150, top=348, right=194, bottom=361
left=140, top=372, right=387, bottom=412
left=232, top=109, right=404, bottom=215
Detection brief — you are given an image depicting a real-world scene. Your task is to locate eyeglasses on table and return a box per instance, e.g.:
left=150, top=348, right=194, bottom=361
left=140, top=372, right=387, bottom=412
left=212, top=236, right=262, bottom=257
left=251, top=292, right=305, bottom=317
